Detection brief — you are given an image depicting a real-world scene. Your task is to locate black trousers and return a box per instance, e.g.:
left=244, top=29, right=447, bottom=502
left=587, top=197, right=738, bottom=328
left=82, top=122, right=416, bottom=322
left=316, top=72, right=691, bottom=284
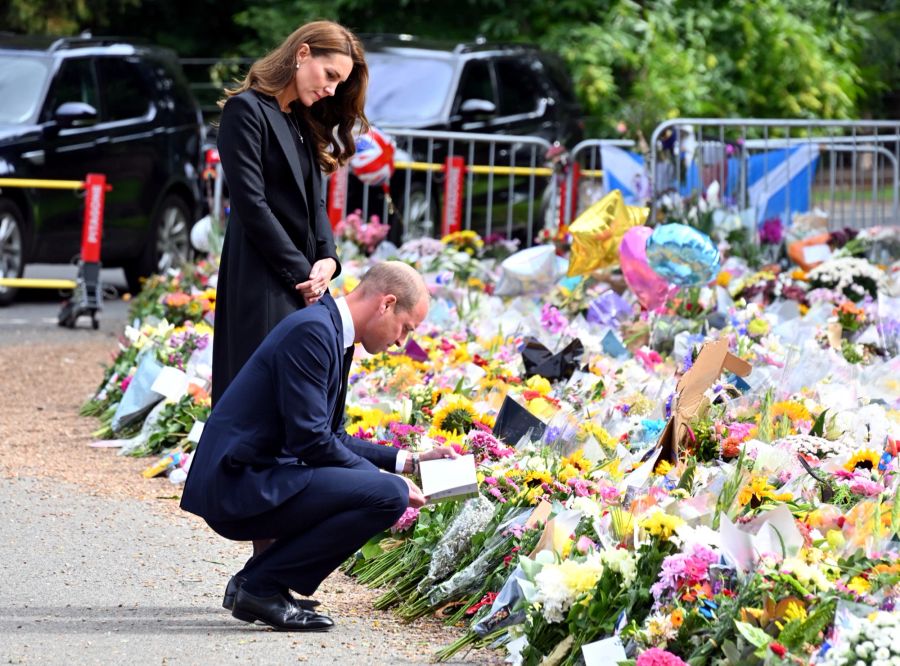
left=207, top=466, right=408, bottom=597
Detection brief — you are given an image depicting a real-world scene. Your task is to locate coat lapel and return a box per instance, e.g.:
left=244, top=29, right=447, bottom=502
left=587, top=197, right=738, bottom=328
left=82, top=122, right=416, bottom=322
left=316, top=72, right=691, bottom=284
left=254, top=91, right=309, bottom=213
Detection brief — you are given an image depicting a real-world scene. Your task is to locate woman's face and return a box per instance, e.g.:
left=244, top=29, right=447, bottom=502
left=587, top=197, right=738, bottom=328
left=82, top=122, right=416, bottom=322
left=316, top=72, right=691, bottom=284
left=294, top=46, right=353, bottom=107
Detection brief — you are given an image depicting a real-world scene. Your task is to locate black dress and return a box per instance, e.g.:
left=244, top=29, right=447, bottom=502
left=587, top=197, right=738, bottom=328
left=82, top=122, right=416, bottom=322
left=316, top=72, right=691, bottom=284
left=211, top=90, right=341, bottom=405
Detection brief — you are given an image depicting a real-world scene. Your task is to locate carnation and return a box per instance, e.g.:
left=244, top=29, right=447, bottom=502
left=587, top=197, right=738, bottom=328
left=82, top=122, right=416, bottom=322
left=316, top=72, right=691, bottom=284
left=637, top=647, right=689, bottom=666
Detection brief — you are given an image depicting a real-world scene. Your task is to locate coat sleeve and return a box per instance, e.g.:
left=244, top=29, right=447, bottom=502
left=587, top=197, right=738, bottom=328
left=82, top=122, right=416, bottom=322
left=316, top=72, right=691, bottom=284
left=217, top=94, right=313, bottom=287
left=274, top=321, right=374, bottom=469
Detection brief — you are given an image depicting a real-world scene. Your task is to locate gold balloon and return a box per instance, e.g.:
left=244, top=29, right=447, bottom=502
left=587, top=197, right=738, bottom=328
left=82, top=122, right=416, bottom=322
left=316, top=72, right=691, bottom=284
left=566, top=189, right=648, bottom=277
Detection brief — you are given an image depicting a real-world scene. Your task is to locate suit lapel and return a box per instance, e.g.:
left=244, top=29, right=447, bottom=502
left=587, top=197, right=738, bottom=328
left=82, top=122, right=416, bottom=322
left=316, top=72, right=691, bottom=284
left=253, top=91, right=309, bottom=213
left=323, top=296, right=351, bottom=431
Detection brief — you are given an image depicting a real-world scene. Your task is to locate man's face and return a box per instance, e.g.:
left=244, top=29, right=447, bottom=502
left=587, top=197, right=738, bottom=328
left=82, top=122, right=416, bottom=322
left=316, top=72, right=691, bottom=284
left=361, top=295, right=428, bottom=354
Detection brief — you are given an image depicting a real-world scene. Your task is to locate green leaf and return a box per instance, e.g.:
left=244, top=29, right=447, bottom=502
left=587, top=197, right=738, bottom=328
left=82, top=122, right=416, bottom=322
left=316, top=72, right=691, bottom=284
left=734, top=620, right=772, bottom=649
left=360, top=541, right=384, bottom=560
left=809, top=409, right=829, bottom=437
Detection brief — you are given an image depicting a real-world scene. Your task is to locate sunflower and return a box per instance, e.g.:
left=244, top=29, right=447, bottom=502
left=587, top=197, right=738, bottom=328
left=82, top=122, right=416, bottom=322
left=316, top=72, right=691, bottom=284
left=844, top=449, right=881, bottom=472
left=431, top=394, right=478, bottom=435
left=771, top=401, right=812, bottom=423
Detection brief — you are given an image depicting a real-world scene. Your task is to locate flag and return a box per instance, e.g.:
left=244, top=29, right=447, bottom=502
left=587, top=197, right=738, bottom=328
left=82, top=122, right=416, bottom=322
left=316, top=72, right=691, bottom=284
left=600, top=145, right=651, bottom=205
left=746, top=144, right=820, bottom=224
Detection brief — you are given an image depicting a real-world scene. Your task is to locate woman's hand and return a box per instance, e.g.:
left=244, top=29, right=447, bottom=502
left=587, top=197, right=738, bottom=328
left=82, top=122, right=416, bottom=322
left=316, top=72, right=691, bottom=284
left=297, top=257, right=337, bottom=305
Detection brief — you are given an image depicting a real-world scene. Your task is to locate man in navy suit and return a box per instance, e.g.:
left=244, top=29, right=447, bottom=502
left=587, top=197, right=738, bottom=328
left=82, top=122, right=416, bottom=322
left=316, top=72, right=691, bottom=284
left=181, top=261, right=454, bottom=631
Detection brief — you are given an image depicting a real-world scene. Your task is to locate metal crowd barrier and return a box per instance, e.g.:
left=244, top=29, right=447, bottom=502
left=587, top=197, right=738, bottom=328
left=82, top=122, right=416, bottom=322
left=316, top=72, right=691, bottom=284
left=648, top=118, right=900, bottom=230
left=562, top=139, right=636, bottom=224
left=353, top=128, right=557, bottom=245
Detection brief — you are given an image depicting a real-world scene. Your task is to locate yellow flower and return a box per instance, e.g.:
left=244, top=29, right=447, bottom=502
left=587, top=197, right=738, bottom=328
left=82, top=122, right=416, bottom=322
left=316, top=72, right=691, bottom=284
left=716, top=271, right=732, bottom=287
left=846, top=576, right=871, bottom=596
left=783, top=601, right=808, bottom=623
left=640, top=510, right=685, bottom=540
left=738, top=475, right=792, bottom=507
left=771, top=401, right=812, bottom=423
left=844, top=449, right=881, bottom=472
left=431, top=393, right=477, bottom=435
left=791, top=268, right=807, bottom=281
left=562, top=450, right=591, bottom=473
left=747, top=318, right=770, bottom=337
left=427, top=426, right=465, bottom=446
left=558, top=558, right=604, bottom=595
left=654, top=460, right=674, bottom=476
left=524, top=375, right=552, bottom=395
left=670, top=609, right=684, bottom=628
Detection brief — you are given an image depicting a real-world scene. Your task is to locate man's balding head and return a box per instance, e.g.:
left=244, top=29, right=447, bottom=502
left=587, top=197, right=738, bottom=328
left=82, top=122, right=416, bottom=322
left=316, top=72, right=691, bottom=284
left=346, top=261, right=430, bottom=354
left=355, top=261, right=429, bottom=313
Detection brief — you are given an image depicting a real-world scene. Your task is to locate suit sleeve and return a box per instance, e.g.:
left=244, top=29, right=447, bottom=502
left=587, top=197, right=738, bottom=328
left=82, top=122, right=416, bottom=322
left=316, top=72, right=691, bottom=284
left=338, top=431, right=400, bottom=471
left=217, top=94, right=313, bottom=287
left=274, top=321, right=371, bottom=468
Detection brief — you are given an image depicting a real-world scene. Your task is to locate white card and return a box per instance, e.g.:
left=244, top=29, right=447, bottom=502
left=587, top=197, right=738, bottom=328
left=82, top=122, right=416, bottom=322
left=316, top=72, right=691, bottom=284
left=582, top=636, right=627, bottom=665
left=802, top=244, right=832, bottom=265
left=419, top=455, right=478, bottom=502
left=150, top=366, right=189, bottom=401
left=187, top=420, right=205, bottom=444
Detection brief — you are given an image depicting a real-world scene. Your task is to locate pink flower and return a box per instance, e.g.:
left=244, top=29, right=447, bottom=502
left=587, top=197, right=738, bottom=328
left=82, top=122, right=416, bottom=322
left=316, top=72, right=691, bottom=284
left=575, top=535, right=595, bottom=554
left=390, top=507, right=420, bottom=533
left=637, top=648, right=689, bottom=666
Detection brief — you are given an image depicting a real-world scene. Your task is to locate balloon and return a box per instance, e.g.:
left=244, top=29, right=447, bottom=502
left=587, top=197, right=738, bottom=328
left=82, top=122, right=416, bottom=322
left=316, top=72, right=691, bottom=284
left=350, top=127, right=395, bottom=186
left=646, top=223, right=720, bottom=286
left=619, top=226, right=671, bottom=310
left=567, top=189, right=648, bottom=277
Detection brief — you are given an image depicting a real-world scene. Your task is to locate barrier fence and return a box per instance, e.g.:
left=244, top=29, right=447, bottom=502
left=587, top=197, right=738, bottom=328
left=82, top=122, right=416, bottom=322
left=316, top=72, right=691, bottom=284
left=646, top=119, right=900, bottom=231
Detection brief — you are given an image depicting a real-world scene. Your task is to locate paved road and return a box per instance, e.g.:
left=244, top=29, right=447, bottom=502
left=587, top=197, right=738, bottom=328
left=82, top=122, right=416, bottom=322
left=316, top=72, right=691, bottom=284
left=0, top=477, right=466, bottom=666
left=0, top=264, right=129, bottom=344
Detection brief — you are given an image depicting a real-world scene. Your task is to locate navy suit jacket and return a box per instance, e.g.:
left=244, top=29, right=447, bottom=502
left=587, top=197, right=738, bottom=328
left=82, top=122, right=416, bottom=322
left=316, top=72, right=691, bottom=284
left=181, top=293, right=398, bottom=523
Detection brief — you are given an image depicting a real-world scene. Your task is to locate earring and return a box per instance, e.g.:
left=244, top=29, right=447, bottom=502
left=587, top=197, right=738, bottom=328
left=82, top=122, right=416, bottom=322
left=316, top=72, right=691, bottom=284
left=295, top=62, right=300, bottom=70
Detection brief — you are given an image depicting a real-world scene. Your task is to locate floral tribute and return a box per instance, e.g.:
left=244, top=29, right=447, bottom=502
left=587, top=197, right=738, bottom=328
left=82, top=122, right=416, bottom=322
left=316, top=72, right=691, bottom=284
left=81, top=215, right=900, bottom=665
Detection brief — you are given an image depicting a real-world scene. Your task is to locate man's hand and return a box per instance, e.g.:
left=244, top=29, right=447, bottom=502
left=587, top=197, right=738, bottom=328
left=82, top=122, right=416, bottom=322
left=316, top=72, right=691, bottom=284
left=403, top=476, right=427, bottom=508
left=297, top=258, right=337, bottom=305
left=420, top=446, right=459, bottom=462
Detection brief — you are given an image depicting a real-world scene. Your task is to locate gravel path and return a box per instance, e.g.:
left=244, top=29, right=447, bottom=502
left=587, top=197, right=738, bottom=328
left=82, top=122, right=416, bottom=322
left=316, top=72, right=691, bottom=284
left=0, top=329, right=500, bottom=665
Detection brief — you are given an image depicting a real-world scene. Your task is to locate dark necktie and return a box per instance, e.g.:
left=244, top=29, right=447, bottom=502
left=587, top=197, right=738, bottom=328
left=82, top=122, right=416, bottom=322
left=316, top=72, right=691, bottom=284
left=332, top=345, right=355, bottom=432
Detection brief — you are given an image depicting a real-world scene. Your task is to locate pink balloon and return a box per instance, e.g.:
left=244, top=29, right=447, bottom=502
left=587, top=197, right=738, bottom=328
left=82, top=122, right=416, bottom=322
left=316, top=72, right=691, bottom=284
left=619, top=226, right=671, bottom=310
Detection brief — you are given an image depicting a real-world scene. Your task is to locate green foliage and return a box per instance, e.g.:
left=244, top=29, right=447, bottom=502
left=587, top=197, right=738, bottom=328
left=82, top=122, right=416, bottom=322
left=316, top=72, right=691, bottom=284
left=3, top=0, right=139, bottom=35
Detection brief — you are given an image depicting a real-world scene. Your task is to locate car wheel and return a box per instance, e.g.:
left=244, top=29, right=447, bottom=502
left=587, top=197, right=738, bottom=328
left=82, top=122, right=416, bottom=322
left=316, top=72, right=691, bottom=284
left=124, top=195, right=192, bottom=294
left=0, top=199, right=28, bottom=307
left=401, top=183, right=440, bottom=241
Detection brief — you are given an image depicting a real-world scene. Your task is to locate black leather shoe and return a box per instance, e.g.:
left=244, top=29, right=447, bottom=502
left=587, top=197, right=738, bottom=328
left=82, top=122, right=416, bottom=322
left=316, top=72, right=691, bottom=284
left=231, top=587, right=334, bottom=632
left=223, top=575, right=320, bottom=611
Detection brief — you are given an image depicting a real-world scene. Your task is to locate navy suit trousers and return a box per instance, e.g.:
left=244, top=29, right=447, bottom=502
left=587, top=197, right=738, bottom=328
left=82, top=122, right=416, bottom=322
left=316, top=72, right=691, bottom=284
left=206, top=466, right=409, bottom=597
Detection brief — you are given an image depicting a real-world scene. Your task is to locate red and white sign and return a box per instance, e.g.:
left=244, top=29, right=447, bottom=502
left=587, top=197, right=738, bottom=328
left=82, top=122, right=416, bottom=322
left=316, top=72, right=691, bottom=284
left=327, top=166, right=349, bottom=229
left=442, top=156, right=465, bottom=236
left=80, top=173, right=106, bottom=263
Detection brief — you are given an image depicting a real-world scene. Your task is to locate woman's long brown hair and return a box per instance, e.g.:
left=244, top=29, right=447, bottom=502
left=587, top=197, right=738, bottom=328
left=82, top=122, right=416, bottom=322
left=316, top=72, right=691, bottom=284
left=223, top=20, right=369, bottom=174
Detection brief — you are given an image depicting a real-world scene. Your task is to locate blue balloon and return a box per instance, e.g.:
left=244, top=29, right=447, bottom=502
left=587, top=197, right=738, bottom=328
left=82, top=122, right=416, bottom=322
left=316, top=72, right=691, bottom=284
left=645, top=223, right=720, bottom=286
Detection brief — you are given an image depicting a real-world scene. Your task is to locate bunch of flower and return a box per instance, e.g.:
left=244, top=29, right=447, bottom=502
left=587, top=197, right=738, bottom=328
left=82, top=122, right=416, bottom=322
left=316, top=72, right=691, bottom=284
left=441, top=230, right=484, bottom=256
left=822, top=611, right=900, bottom=665
left=334, top=209, right=392, bottom=255
left=650, top=544, right=720, bottom=605
left=808, top=257, right=887, bottom=302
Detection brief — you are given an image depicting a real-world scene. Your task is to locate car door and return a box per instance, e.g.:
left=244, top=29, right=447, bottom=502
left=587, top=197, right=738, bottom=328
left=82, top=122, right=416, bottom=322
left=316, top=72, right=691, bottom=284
left=94, top=56, right=163, bottom=262
left=35, top=57, right=105, bottom=261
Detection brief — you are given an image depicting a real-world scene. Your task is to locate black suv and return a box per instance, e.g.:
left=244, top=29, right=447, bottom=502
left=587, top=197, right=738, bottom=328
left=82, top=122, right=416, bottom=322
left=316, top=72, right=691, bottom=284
left=354, top=35, right=584, bottom=240
left=0, top=34, right=203, bottom=303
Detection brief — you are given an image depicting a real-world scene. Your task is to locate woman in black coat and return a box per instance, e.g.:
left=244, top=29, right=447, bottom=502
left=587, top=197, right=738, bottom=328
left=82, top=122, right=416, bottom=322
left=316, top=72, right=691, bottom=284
left=212, top=21, right=369, bottom=406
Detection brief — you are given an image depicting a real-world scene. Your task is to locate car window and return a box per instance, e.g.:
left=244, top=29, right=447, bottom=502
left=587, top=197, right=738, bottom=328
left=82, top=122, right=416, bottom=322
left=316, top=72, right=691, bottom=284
left=456, top=60, right=495, bottom=107
left=365, top=52, right=454, bottom=124
left=495, top=58, right=543, bottom=117
left=0, top=54, right=52, bottom=124
left=96, top=58, right=152, bottom=121
left=41, top=57, right=98, bottom=121
left=540, top=54, right=578, bottom=105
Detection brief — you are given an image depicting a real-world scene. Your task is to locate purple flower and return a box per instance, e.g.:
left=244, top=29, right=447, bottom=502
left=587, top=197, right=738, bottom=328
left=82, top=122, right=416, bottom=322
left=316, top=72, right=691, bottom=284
left=759, top=217, right=783, bottom=245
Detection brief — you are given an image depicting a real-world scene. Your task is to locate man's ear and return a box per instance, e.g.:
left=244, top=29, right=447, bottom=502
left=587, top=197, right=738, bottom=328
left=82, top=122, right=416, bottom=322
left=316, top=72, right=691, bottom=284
left=381, top=294, right=397, bottom=313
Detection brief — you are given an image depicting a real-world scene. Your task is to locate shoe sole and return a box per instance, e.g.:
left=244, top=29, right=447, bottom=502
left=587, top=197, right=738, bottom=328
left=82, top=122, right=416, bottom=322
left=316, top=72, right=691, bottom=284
left=232, top=608, right=332, bottom=632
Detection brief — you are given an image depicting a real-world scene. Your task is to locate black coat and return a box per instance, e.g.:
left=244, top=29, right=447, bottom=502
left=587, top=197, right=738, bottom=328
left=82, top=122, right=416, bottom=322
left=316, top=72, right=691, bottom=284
left=212, top=89, right=340, bottom=405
